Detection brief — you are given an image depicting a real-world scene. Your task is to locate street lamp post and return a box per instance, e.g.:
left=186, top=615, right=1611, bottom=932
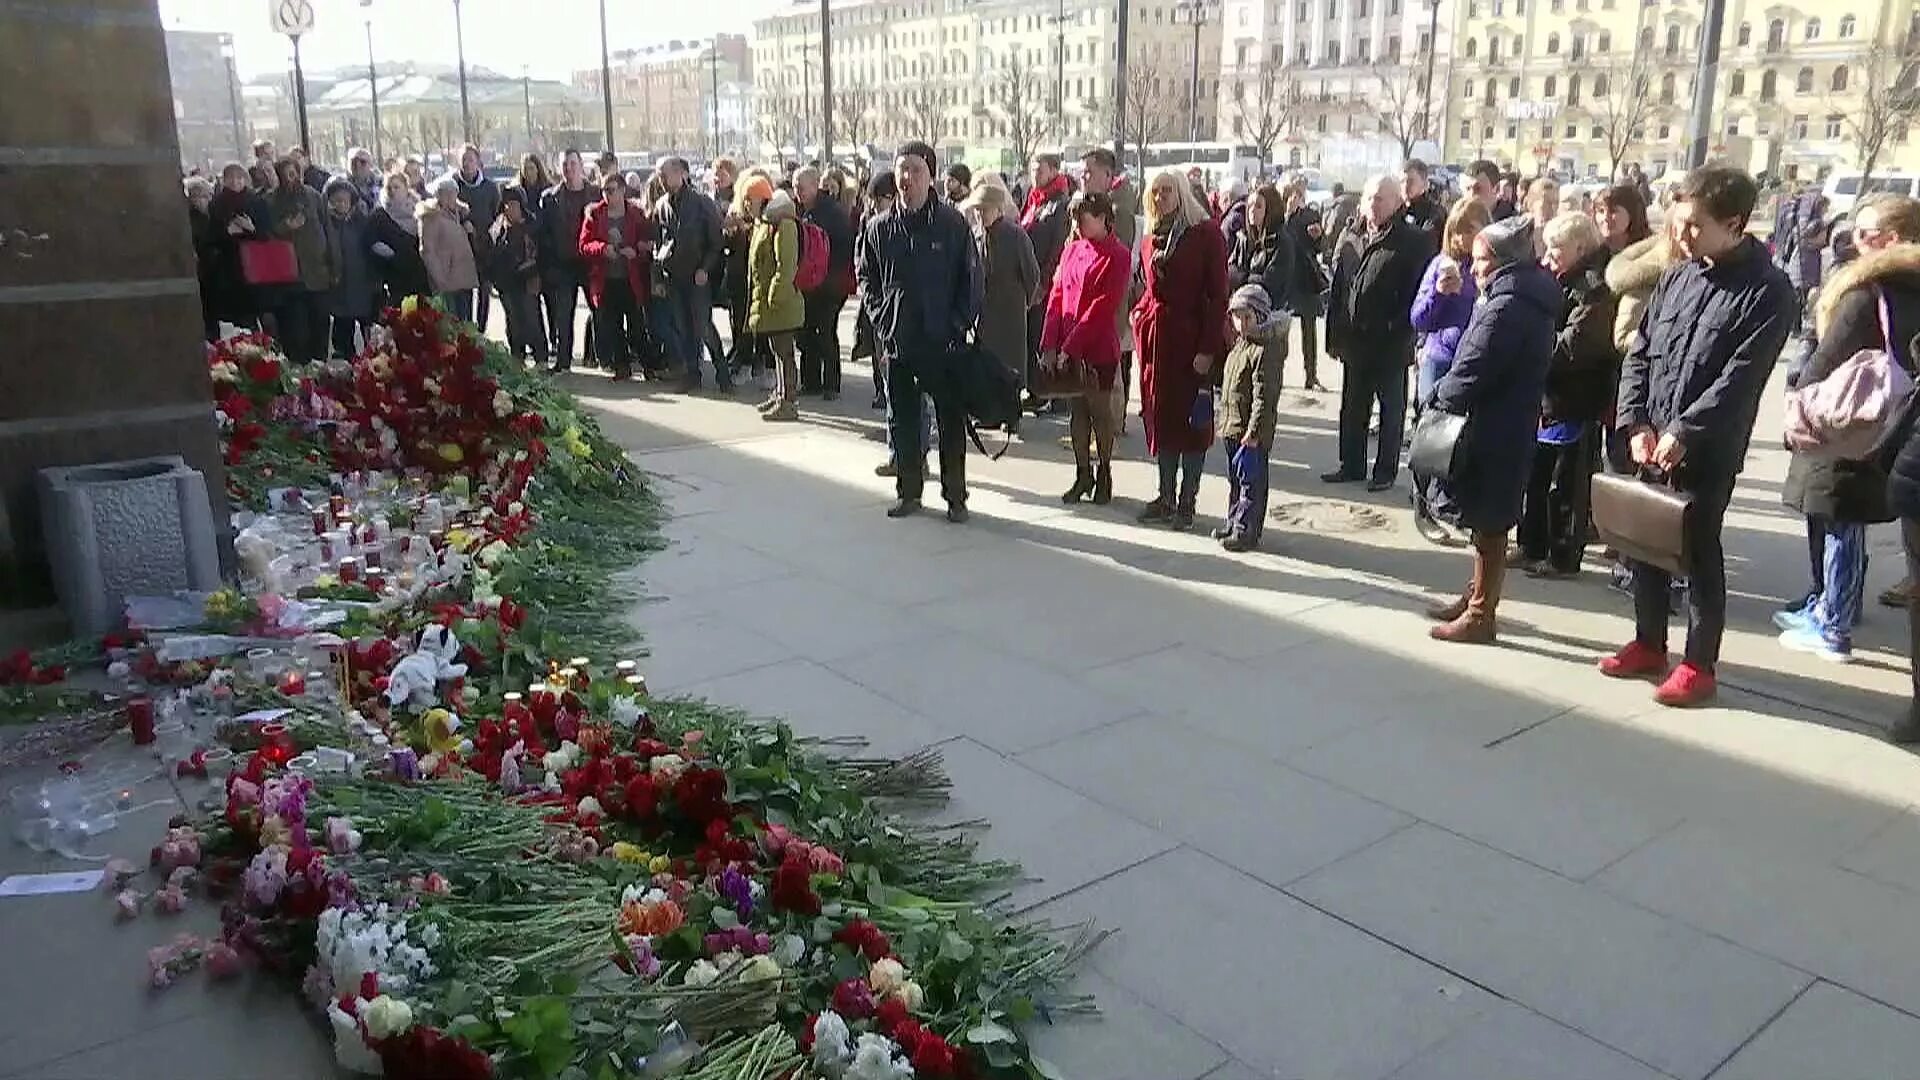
left=290, top=34, right=312, bottom=154
left=1176, top=0, right=1211, bottom=143
left=1055, top=0, right=1066, bottom=120
left=221, top=37, right=244, bottom=159
left=1114, top=0, right=1131, bottom=166
left=820, top=0, right=833, bottom=168
left=1420, top=0, right=1440, bottom=142
left=598, top=0, right=616, bottom=152
left=709, top=42, right=723, bottom=161
left=523, top=66, right=535, bottom=154
left=452, top=0, right=472, bottom=143
left=361, top=1, right=382, bottom=163
left=1685, top=0, right=1728, bottom=168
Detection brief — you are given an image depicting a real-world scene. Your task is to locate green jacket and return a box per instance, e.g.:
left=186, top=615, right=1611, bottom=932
left=748, top=195, right=804, bottom=334
left=1219, top=317, right=1286, bottom=445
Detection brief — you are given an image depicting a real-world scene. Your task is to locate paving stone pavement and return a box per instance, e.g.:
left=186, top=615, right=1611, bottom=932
left=3, top=317, right=1920, bottom=1078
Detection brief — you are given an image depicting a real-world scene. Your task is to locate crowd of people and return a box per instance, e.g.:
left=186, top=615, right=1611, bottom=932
left=184, top=139, right=1920, bottom=738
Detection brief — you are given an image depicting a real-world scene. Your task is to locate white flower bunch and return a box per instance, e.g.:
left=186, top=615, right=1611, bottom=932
left=811, top=1013, right=914, bottom=1080
left=316, top=903, right=437, bottom=996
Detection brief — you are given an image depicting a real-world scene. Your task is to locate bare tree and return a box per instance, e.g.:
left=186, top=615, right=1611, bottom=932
left=833, top=83, right=877, bottom=156
left=1232, top=64, right=1297, bottom=168
left=1086, top=55, right=1174, bottom=174
left=1370, top=64, right=1427, bottom=160
left=986, top=50, right=1054, bottom=174
left=905, top=84, right=947, bottom=151
left=1840, top=42, right=1920, bottom=192
left=1593, top=44, right=1664, bottom=179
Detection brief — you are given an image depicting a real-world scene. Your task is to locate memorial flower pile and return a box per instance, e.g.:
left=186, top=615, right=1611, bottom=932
left=126, top=304, right=1098, bottom=1078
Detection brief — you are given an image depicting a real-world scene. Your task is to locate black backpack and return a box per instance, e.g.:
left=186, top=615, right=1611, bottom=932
left=923, top=341, right=1020, bottom=459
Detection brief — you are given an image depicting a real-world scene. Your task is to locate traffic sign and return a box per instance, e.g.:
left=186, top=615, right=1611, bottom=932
left=269, top=0, right=315, bottom=36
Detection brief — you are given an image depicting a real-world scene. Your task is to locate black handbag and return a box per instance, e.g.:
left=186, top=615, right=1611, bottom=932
left=1408, top=410, right=1470, bottom=481
left=1591, top=472, right=1695, bottom=576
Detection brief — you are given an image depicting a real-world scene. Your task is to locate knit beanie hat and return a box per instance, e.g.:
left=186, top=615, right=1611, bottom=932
left=1228, top=283, right=1273, bottom=321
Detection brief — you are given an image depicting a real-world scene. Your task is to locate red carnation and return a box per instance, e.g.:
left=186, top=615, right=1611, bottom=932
left=891, top=1017, right=926, bottom=1053
left=673, top=766, right=730, bottom=826
left=910, top=1033, right=957, bottom=1076
left=875, top=997, right=911, bottom=1035
left=771, top=852, right=821, bottom=915
left=623, top=774, right=658, bottom=820
left=797, top=1013, right=818, bottom=1055
left=830, top=978, right=875, bottom=1019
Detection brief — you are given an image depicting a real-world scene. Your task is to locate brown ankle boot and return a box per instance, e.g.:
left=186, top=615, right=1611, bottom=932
left=1424, top=593, right=1469, bottom=622
left=1432, top=533, right=1504, bottom=644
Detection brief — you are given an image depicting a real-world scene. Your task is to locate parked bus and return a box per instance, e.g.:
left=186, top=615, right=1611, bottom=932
left=1132, top=142, right=1265, bottom=186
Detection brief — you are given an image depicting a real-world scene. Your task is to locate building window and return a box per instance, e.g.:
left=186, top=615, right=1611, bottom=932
left=1826, top=113, right=1843, bottom=138
left=1730, top=70, right=1745, bottom=96
left=1595, top=31, right=1608, bottom=52
left=1568, top=73, right=1582, bottom=104
left=1766, top=18, right=1784, bottom=51
left=1544, top=74, right=1557, bottom=96
left=1805, top=17, right=1821, bottom=41
left=1832, top=66, right=1849, bottom=92
left=1760, top=69, right=1777, bottom=101
left=1465, top=36, right=1477, bottom=58
left=1547, top=32, right=1560, bottom=53
left=1592, top=123, right=1603, bottom=138
left=1592, top=73, right=1607, bottom=96
left=1358, top=0, right=1370, bottom=15
left=1840, top=14, right=1857, bottom=38
left=1639, top=25, right=1653, bottom=52
left=1665, top=24, right=1680, bottom=56
left=1297, top=0, right=1308, bottom=16
left=1792, top=113, right=1807, bottom=138
left=1316, top=113, right=1328, bottom=132
left=1387, top=34, right=1401, bottom=59
left=1357, top=38, right=1371, bottom=61
left=1565, top=121, right=1577, bottom=137
left=1390, top=0, right=1400, bottom=13
left=1657, top=122, right=1670, bottom=138
left=1463, top=78, right=1475, bottom=99
left=1507, top=121, right=1519, bottom=138
left=1509, top=76, right=1520, bottom=96
left=1725, top=116, right=1740, bottom=136
left=1484, top=123, right=1495, bottom=138
left=1660, top=71, right=1675, bottom=103
left=1737, top=21, right=1751, bottom=46
left=1460, top=119, right=1472, bottom=140
left=1419, top=29, right=1432, bottom=52
left=1796, top=67, right=1813, bottom=93
left=1490, top=36, right=1502, bottom=62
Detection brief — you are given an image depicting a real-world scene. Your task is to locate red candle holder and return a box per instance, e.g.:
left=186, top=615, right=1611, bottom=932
left=277, top=669, right=307, bottom=696
left=363, top=548, right=383, bottom=570
left=366, top=569, right=387, bottom=593
left=259, top=722, right=295, bottom=765
left=126, top=696, right=155, bottom=746
left=429, top=529, right=448, bottom=552
left=337, top=557, right=360, bottom=584
left=310, top=508, right=328, bottom=537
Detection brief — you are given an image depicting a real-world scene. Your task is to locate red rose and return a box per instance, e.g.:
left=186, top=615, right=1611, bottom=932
left=623, top=774, right=658, bottom=820
left=771, top=852, right=820, bottom=915
left=830, top=978, right=875, bottom=1019
left=883, top=1009, right=919, bottom=1044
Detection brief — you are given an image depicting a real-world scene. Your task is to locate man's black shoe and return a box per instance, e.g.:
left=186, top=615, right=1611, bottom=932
left=886, top=498, right=922, bottom=519
left=1320, top=470, right=1364, bottom=483
left=1366, top=477, right=1394, bottom=493
left=946, top=503, right=969, bottom=524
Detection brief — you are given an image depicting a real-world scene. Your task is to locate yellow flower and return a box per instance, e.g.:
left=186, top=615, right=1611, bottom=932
left=422, top=708, right=462, bottom=754
left=437, top=442, right=465, bottom=464
left=401, top=295, right=420, bottom=315
left=610, top=842, right=650, bottom=864
left=446, top=527, right=476, bottom=551
left=648, top=855, right=672, bottom=875
left=563, top=425, right=593, bottom=460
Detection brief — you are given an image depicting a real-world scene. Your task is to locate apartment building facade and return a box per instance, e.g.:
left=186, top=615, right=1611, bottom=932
left=750, top=0, right=1222, bottom=172
left=1447, top=0, right=1920, bottom=181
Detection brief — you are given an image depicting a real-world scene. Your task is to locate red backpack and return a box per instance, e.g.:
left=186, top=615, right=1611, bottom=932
left=794, top=219, right=830, bottom=292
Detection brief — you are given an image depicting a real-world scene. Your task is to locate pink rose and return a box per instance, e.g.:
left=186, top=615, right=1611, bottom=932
left=114, top=890, right=142, bottom=921
left=205, top=942, right=244, bottom=980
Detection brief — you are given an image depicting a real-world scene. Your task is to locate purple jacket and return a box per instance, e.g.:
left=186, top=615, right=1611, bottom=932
left=1410, top=254, right=1477, bottom=373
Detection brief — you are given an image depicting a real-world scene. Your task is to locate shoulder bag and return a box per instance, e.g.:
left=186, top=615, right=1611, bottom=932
left=1408, top=409, right=1470, bottom=481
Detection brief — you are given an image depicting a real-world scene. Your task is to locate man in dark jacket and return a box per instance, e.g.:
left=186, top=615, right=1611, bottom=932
left=1600, top=165, right=1794, bottom=707
left=858, top=140, right=982, bottom=523
left=796, top=165, right=855, bottom=398
left=489, top=186, right=548, bottom=368
left=291, top=146, right=330, bottom=194
left=1400, top=159, right=1445, bottom=259
left=1324, top=174, right=1429, bottom=490
left=454, top=144, right=503, bottom=338
left=653, top=156, right=728, bottom=392
left=540, top=150, right=598, bottom=371
left=1020, top=153, right=1075, bottom=401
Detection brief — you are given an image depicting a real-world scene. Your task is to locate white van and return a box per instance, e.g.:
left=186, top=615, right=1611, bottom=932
left=1822, top=172, right=1920, bottom=222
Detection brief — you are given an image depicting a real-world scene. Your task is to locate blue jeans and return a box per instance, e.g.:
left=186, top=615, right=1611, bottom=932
left=441, top=290, right=474, bottom=323
left=1805, top=518, right=1867, bottom=645
left=649, top=291, right=683, bottom=371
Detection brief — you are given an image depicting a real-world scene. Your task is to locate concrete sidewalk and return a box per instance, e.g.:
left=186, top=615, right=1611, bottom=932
left=580, top=347, right=1920, bottom=1080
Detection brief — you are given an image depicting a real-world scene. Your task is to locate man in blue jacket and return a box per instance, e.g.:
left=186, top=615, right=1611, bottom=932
left=857, top=141, right=982, bottom=523
left=1600, top=166, right=1794, bottom=707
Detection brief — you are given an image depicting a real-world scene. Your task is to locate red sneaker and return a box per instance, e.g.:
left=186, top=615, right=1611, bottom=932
left=1653, top=662, right=1717, bottom=707
left=1598, top=640, right=1669, bottom=679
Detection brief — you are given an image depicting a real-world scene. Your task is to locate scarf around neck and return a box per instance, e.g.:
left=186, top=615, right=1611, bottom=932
left=1021, top=173, right=1070, bottom=228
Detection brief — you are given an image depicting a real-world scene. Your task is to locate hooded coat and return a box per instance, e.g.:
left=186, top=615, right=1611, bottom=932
left=1219, top=309, right=1286, bottom=445
left=1785, top=243, right=1920, bottom=523
left=748, top=190, right=804, bottom=334
left=417, top=199, right=479, bottom=294
left=1543, top=246, right=1619, bottom=426
left=1432, top=219, right=1562, bottom=532
left=321, top=179, right=379, bottom=321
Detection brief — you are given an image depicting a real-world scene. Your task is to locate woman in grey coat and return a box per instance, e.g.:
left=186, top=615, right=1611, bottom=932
left=963, top=178, right=1041, bottom=433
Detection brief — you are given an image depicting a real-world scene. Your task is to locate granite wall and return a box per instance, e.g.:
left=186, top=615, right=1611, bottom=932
left=0, top=0, right=227, bottom=607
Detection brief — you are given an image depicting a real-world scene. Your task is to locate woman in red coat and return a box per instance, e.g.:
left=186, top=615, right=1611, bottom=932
left=577, top=172, right=653, bottom=380
left=1041, top=192, right=1133, bottom=506
left=1133, top=169, right=1229, bottom=530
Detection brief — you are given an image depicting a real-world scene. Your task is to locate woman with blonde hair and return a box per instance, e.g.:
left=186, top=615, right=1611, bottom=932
left=1516, top=211, right=1618, bottom=577
left=963, top=177, right=1042, bottom=430
left=1133, top=169, right=1229, bottom=530
left=1409, top=197, right=1491, bottom=543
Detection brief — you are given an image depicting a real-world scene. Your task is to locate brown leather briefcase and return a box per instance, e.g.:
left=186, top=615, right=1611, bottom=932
left=1591, top=472, right=1695, bottom=577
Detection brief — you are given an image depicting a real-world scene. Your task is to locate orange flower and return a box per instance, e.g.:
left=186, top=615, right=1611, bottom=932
left=617, top=898, right=685, bottom=937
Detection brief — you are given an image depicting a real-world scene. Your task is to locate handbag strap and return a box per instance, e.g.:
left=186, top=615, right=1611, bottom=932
left=1879, top=285, right=1894, bottom=354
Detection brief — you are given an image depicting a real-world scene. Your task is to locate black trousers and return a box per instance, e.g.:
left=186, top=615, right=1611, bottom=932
left=1518, top=430, right=1597, bottom=571
left=1298, top=313, right=1320, bottom=386
left=1632, top=472, right=1735, bottom=669
left=1337, top=336, right=1411, bottom=481
left=887, top=355, right=967, bottom=506
left=544, top=268, right=590, bottom=368
left=274, top=290, right=325, bottom=363
left=593, top=286, right=641, bottom=376
left=799, top=288, right=848, bottom=393
left=500, top=286, right=548, bottom=364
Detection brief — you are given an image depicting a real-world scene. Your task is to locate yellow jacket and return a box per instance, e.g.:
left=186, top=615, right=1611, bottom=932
left=748, top=192, right=805, bottom=334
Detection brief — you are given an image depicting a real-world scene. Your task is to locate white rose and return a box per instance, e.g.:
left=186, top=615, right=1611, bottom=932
left=773, top=933, right=808, bottom=967
left=739, top=954, right=782, bottom=983
left=683, top=959, right=721, bottom=988
left=868, top=957, right=906, bottom=996
left=846, top=1034, right=912, bottom=1080
left=650, top=753, right=687, bottom=781
left=493, top=389, right=514, bottom=417
left=811, top=1012, right=852, bottom=1070
left=327, top=1001, right=384, bottom=1075
left=576, top=796, right=605, bottom=820
left=361, top=994, right=415, bottom=1039
left=897, top=980, right=925, bottom=1011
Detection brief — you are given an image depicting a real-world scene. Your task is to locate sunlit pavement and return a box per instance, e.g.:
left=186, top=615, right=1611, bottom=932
left=3, top=308, right=1919, bottom=1079
left=578, top=309, right=1920, bottom=1080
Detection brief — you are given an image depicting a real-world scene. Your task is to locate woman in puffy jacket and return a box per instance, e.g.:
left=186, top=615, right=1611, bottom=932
left=419, top=175, right=480, bottom=320
left=1408, top=198, right=1490, bottom=541
left=1042, top=192, right=1134, bottom=507
left=744, top=181, right=804, bottom=421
